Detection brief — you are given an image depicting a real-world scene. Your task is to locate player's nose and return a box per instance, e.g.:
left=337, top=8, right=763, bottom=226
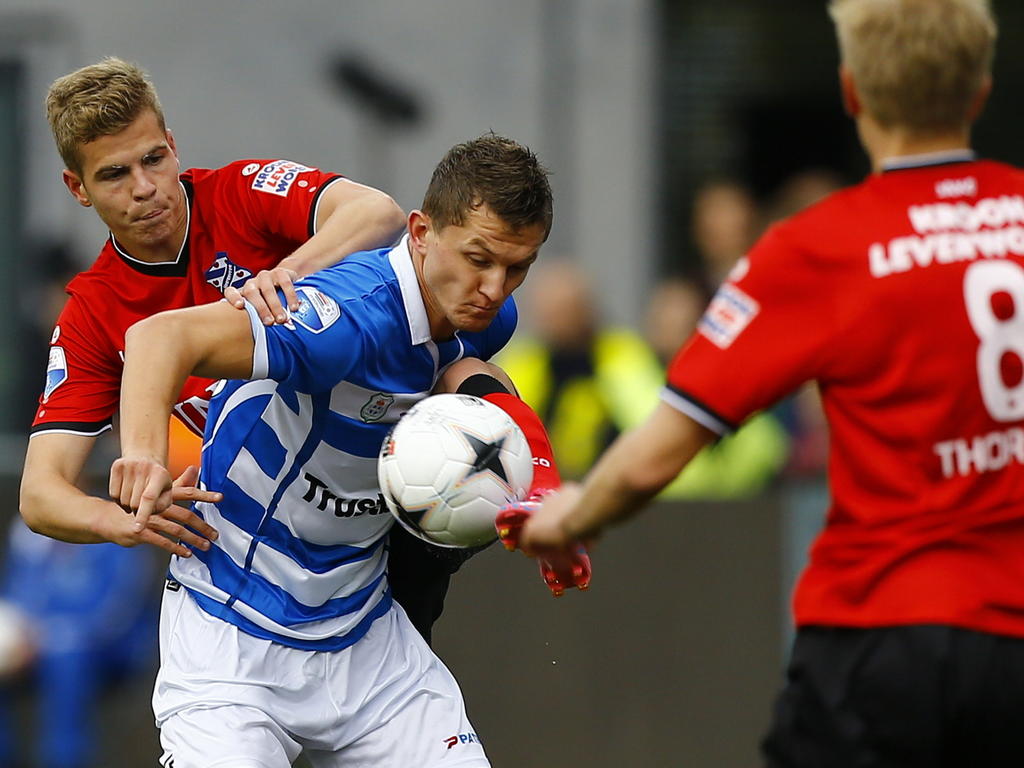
left=131, top=167, right=158, bottom=199
left=479, top=269, right=506, bottom=302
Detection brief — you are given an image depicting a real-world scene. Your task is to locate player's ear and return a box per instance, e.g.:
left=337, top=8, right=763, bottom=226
left=838, top=65, right=861, bottom=118
left=407, top=210, right=431, bottom=255
left=62, top=169, right=91, bottom=208
left=967, top=75, right=992, bottom=123
left=166, top=128, right=179, bottom=160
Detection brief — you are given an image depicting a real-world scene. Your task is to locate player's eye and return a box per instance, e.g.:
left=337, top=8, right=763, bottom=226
left=143, top=153, right=164, bottom=166
left=99, top=168, right=127, bottom=181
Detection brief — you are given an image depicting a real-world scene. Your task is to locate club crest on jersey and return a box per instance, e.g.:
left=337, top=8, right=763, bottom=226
left=251, top=160, right=313, bottom=197
left=699, top=283, right=760, bottom=349
left=360, top=393, right=395, bottom=422
left=205, top=253, right=253, bottom=293
left=44, top=346, right=68, bottom=401
left=288, top=286, right=341, bottom=333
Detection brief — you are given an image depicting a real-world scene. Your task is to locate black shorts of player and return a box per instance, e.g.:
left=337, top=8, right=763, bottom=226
left=387, top=372, right=509, bottom=645
left=387, top=524, right=483, bottom=645
left=762, top=625, right=1024, bottom=768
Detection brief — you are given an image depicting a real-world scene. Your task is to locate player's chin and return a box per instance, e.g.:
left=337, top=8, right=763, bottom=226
left=455, top=310, right=498, bottom=333
left=133, top=217, right=174, bottom=242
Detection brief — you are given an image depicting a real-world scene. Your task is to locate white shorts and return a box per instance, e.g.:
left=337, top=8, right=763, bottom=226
left=154, top=585, right=489, bottom=768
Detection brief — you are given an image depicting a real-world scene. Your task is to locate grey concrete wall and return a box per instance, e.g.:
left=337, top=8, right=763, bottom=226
left=438, top=496, right=786, bottom=767
left=0, top=0, right=655, bottom=326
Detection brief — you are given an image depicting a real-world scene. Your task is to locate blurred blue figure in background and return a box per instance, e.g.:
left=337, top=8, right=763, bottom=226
left=0, top=504, right=159, bottom=768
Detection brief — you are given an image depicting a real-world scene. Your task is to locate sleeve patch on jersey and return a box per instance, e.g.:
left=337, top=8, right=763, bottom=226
left=251, top=160, right=315, bottom=196
left=44, top=346, right=69, bottom=401
left=699, top=283, right=760, bottom=349
left=288, top=286, right=341, bottom=334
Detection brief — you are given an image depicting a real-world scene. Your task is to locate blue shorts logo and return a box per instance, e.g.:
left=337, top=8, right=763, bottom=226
left=205, top=253, right=253, bottom=293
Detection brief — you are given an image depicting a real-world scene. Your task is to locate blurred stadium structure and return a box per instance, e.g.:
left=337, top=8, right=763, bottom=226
left=0, top=0, right=1021, bottom=765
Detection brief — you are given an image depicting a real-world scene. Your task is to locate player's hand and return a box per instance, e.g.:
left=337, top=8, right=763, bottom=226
left=224, top=266, right=300, bottom=325
left=502, top=485, right=584, bottom=551
left=106, top=461, right=220, bottom=557
left=496, top=489, right=591, bottom=597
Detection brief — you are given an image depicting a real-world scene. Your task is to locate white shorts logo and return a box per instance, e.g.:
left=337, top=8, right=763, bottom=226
left=251, top=160, right=314, bottom=197
left=699, top=283, right=760, bottom=349
left=44, top=346, right=69, bottom=401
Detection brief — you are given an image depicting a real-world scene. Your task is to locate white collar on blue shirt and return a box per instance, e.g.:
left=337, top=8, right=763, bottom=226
left=387, top=234, right=432, bottom=345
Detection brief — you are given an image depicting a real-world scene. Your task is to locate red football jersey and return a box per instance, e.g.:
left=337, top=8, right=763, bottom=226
left=666, top=154, right=1024, bottom=637
left=32, top=159, right=343, bottom=438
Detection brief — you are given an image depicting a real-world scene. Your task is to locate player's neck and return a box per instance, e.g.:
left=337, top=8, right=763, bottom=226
left=859, top=116, right=973, bottom=173
left=115, top=233, right=186, bottom=264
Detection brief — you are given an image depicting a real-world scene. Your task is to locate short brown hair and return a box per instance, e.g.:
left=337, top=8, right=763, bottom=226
left=46, top=57, right=165, bottom=176
left=422, top=133, right=553, bottom=239
left=829, top=0, right=996, bottom=134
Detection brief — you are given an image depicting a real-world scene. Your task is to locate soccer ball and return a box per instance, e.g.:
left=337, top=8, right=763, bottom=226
left=378, top=393, right=534, bottom=548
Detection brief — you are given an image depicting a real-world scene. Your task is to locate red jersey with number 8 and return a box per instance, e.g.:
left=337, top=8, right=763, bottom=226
left=666, top=156, right=1024, bottom=637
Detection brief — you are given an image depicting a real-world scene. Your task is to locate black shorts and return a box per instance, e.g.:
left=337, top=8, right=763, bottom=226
left=762, top=625, right=1024, bottom=768
left=386, top=523, right=486, bottom=645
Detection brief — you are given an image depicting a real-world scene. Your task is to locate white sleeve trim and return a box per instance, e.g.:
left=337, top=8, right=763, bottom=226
left=242, top=300, right=270, bottom=379
left=29, top=423, right=113, bottom=439
left=310, top=176, right=347, bottom=235
left=659, top=387, right=732, bottom=436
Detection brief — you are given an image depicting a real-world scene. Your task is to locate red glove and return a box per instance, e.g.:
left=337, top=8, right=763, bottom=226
left=495, top=494, right=591, bottom=597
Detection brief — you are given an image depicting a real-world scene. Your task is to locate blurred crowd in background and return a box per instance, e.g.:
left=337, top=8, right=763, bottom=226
left=500, top=169, right=841, bottom=492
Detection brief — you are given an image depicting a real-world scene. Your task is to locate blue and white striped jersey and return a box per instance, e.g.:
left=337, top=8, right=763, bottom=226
left=169, top=237, right=518, bottom=651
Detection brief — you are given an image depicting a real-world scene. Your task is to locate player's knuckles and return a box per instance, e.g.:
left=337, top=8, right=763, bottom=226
left=160, top=505, right=190, bottom=522
left=160, top=521, right=188, bottom=540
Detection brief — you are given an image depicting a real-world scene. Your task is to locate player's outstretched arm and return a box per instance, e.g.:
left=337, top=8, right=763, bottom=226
left=438, top=357, right=592, bottom=596
left=117, top=300, right=255, bottom=531
left=225, top=180, right=405, bottom=325
left=516, top=402, right=715, bottom=552
left=21, top=432, right=220, bottom=556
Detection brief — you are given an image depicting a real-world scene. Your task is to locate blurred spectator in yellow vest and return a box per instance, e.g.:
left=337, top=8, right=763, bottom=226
left=645, top=277, right=789, bottom=499
left=499, top=264, right=787, bottom=497
left=497, top=262, right=663, bottom=480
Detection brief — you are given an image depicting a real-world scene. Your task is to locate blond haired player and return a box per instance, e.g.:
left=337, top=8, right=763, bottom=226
left=506, top=1, right=1024, bottom=764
